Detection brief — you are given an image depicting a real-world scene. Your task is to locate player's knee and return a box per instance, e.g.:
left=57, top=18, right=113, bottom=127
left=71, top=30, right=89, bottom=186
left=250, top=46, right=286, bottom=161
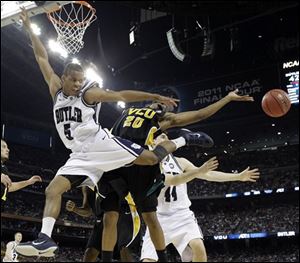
left=45, top=184, right=59, bottom=197
left=103, top=211, right=119, bottom=228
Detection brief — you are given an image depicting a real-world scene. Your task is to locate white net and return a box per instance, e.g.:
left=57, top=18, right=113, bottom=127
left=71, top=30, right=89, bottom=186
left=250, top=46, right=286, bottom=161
left=47, top=1, right=97, bottom=54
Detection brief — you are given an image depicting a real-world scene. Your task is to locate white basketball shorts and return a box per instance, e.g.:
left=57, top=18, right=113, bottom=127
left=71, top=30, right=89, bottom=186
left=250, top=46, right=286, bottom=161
left=141, top=209, right=203, bottom=262
left=55, top=128, right=144, bottom=186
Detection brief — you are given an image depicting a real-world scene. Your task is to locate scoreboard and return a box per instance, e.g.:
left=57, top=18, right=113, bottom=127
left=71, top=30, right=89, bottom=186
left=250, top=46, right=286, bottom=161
left=281, top=60, right=299, bottom=104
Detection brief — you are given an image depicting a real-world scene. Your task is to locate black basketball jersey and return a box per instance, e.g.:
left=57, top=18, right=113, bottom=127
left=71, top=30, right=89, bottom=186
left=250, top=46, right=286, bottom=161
left=111, top=107, right=162, bottom=146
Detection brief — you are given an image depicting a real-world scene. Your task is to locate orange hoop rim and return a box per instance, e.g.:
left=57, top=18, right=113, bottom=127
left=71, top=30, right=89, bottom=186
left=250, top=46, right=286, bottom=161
left=47, top=1, right=96, bottom=27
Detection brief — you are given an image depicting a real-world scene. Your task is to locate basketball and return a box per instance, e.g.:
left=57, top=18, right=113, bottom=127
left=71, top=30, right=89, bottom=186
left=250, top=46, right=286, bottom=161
left=261, top=89, right=291, bottom=117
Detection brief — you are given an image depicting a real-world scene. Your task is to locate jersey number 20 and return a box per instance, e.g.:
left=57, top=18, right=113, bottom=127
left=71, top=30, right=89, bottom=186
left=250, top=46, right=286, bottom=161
left=123, top=116, right=145, bottom=129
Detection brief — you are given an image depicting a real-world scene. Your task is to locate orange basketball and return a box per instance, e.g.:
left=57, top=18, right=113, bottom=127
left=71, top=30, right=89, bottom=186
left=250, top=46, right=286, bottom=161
left=261, top=89, right=291, bottom=117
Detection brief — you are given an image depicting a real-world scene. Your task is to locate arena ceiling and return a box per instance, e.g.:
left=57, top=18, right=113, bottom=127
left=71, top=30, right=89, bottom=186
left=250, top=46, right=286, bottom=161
left=1, top=1, right=299, bottom=136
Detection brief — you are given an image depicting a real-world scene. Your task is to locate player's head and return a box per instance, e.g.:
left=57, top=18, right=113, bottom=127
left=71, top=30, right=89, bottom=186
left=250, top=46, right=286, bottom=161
left=14, top=232, right=22, bottom=243
left=1, top=139, right=9, bottom=162
left=61, top=63, right=85, bottom=97
left=154, top=133, right=169, bottom=146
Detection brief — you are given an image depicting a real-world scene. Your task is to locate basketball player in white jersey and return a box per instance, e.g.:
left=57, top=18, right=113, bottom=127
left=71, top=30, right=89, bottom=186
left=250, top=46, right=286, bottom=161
left=3, top=233, right=22, bottom=262
left=16, top=8, right=211, bottom=258
left=141, top=133, right=260, bottom=262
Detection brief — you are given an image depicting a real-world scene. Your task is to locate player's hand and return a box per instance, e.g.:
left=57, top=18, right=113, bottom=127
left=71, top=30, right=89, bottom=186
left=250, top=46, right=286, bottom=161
left=226, top=89, right=254, bottom=102
left=1, top=173, right=12, bottom=188
left=66, top=200, right=76, bottom=212
left=197, top=157, right=219, bottom=176
left=156, top=95, right=180, bottom=109
left=20, top=7, right=31, bottom=31
left=28, top=175, right=42, bottom=185
left=239, top=167, right=260, bottom=182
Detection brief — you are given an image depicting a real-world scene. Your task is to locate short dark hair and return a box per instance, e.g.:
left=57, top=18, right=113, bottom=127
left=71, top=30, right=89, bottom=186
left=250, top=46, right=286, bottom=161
left=63, top=63, right=83, bottom=76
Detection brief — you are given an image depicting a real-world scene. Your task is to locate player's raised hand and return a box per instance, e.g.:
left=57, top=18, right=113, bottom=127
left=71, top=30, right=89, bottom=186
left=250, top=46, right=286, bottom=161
left=227, top=89, right=254, bottom=102
left=156, top=95, right=180, bottom=108
left=239, top=167, right=260, bottom=182
left=66, top=200, right=76, bottom=212
left=28, top=175, right=42, bottom=185
left=197, top=156, right=219, bottom=176
left=19, top=7, right=31, bottom=31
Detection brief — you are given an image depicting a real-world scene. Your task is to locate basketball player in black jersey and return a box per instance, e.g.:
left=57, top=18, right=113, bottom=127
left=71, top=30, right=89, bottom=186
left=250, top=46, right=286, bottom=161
left=1, top=139, right=42, bottom=202
left=101, top=89, right=254, bottom=261
left=65, top=185, right=138, bottom=262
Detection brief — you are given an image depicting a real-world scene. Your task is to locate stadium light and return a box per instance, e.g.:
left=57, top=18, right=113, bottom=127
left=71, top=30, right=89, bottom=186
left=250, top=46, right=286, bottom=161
left=85, top=68, right=103, bottom=87
left=72, top=58, right=81, bottom=65
left=117, top=101, right=126, bottom=109
left=166, top=28, right=190, bottom=62
left=48, top=39, right=68, bottom=58
left=31, top=23, right=41, bottom=35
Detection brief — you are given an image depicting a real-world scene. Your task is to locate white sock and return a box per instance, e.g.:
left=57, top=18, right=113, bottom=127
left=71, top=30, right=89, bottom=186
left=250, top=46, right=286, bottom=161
left=171, top=136, right=186, bottom=149
left=41, top=217, right=56, bottom=238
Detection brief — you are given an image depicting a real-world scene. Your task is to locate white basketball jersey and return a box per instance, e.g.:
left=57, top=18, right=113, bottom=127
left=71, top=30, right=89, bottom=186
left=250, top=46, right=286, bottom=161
left=53, top=80, right=103, bottom=151
left=3, top=241, right=18, bottom=262
left=157, top=154, right=192, bottom=214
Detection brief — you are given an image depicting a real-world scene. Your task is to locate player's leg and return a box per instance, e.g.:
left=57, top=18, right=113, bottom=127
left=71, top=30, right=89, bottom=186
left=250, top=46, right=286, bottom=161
left=120, top=247, right=134, bottom=262
left=100, top=187, right=121, bottom=262
left=142, top=212, right=166, bottom=258
left=134, top=131, right=214, bottom=166
left=83, top=247, right=100, bottom=262
left=188, top=238, right=207, bottom=262
left=83, top=221, right=102, bottom=262
left=15, top=175, right=84, bottom=257
left=102, top=211, right=119, bottom=261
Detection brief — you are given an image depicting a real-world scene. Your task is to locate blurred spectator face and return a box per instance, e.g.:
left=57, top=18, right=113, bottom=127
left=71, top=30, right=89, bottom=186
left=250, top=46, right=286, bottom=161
left=1, top=140, right=10, bottom=162
left=14, top=232, right=22, bottom=243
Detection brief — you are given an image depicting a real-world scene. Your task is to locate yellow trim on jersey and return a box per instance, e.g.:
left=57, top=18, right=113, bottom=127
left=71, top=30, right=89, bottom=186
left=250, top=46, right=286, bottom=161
left=1, top=187, right=7, bottom=201
left=145, top=126, right=158, bottom=146
left=125, top=192, right=141, bottom=247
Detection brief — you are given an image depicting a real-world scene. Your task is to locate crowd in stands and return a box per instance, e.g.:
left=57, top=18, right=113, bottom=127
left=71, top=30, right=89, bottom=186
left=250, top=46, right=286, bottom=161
left=195, top=204, right=299, bottom=236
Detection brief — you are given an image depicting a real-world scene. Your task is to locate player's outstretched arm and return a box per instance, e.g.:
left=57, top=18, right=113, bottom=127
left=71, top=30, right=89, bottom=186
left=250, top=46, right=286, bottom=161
left=159, top=89, right=254, bottom=130
left=20, top=7, right=60, bottom=97
left=164, top=157, right=219, bottom=186
left=196, top=167, right=260, bottom=182
left=84, top=87, right=179, bottom=108
left=8, top=175, right=42, bottom=192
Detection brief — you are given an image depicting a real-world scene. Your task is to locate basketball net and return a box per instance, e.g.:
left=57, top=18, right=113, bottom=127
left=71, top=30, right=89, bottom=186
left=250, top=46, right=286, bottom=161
left=47, top=1, right=97, bottom=54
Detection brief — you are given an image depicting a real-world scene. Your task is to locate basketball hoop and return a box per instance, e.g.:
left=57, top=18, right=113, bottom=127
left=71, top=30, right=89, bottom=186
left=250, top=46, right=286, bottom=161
left=47, top=1, right=97, bottom=54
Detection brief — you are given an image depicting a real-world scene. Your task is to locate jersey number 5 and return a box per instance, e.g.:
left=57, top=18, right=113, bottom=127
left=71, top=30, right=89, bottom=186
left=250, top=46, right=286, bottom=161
left=164, top=186, right=177, bottom=202
left=64, top=124, right=74, bottom=140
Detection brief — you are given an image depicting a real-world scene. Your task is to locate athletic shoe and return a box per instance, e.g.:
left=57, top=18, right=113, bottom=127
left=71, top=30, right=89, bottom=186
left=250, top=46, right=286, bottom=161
left=180, top=128, right=214, bottom=147
left=15, top=232, right=58, bottom=257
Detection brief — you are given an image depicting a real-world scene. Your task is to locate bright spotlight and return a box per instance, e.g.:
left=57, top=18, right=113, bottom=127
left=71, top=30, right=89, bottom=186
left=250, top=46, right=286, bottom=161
left=72, top=58, right=81, bottom=65
left=117, top=101, right=126, bottom=109
left=31, top=23, right=41, bottom=35
left=48, top=39, right=68, bottom=58
left=85, top=68, right=103, bottom=87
